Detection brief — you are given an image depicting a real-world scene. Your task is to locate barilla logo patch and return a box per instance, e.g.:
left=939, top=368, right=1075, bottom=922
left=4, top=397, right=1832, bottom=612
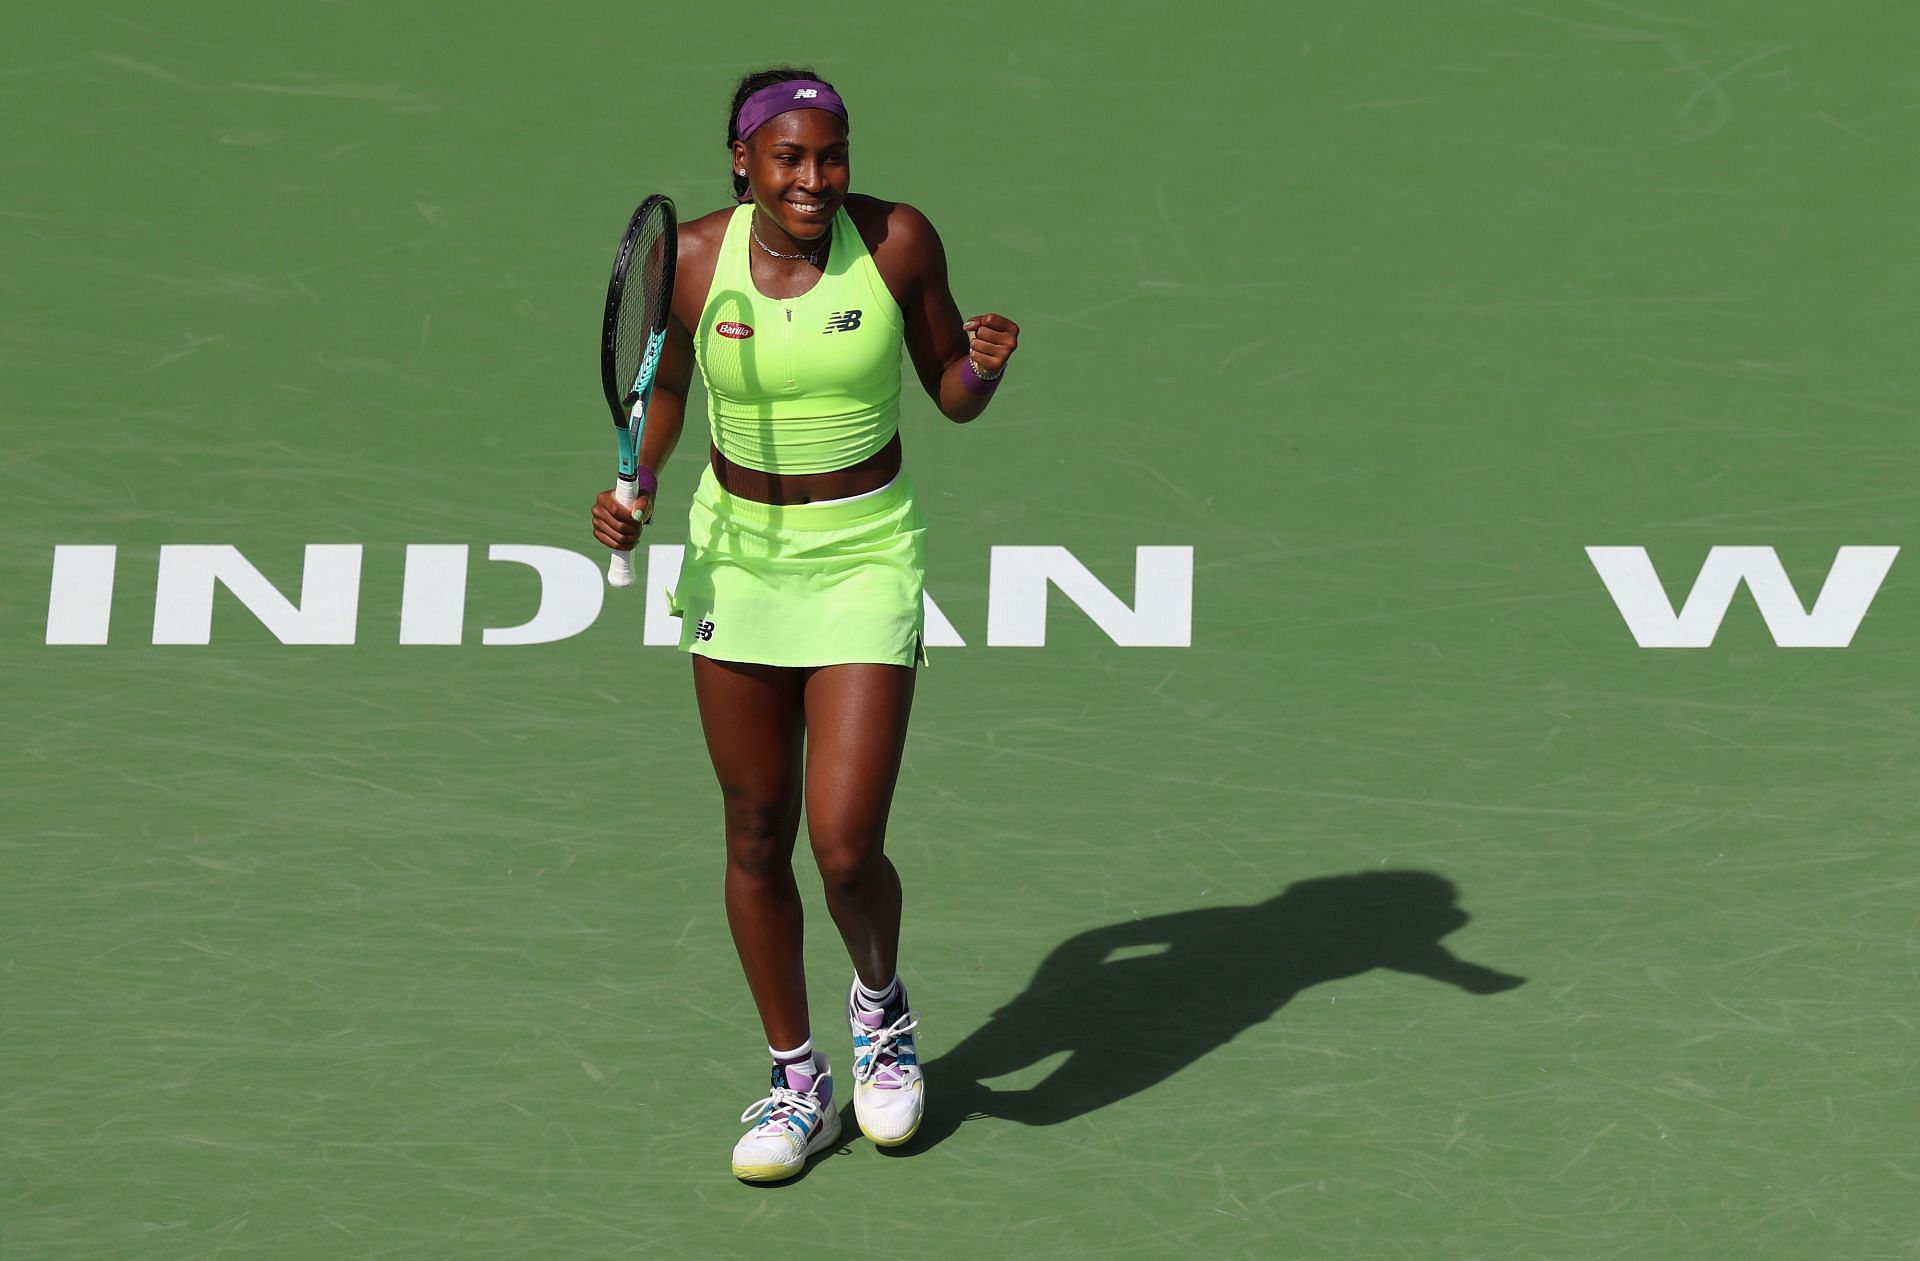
left=716, top=322, right=754, bottom=339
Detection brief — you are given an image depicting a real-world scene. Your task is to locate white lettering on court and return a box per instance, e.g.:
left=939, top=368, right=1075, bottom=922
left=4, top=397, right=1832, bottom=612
left=643, top=544, right=683, bottom=646
left=986, top=546, right=1193, bottom=647
left=1586, top=545, right=1899, bottom=648
left=923, top=591, right=964, bottom=647
left=399, top=545, right=468, bottom=645
left=152, top=545, right=363, bottom=645
left=49, top=543, right=1194, bottom=647
left=45, top=545, right=117, bottom=644
left=482, top=545, right=604, bottom=646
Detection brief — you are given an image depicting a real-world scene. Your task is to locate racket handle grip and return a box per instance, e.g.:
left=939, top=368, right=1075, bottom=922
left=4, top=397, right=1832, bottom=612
left=607, top=476, right=639, bottom=588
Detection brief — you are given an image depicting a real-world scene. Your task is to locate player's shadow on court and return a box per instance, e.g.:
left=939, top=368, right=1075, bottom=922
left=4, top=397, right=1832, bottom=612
left=903, top=870, right=1523, bottom=1151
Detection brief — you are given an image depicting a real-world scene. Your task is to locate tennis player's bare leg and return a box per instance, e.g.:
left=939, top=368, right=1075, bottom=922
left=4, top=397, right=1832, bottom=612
left=691, top=656, right=810, bottom=1052
left=803, top=662, right=924, bottom=1146
left=801, top=663, right=916, bottom=991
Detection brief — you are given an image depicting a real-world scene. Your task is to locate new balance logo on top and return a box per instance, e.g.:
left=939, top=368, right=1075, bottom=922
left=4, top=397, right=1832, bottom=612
left=793, top=88, right=818, bottom=99
left=823, top=310, right=862, bottom=333
left=695, top=618, right=715, bottom=642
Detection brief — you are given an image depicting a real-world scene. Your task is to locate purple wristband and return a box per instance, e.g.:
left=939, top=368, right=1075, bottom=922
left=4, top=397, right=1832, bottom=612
left=624, top=466, right=658, bottom=499
left=960, top=356, right=1002, bottom=397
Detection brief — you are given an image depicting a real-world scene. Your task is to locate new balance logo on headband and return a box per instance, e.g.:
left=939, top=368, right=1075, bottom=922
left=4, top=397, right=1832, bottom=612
left=794, top=88, right=818, bottom=99
left=823, top=310, right=862, bottom=334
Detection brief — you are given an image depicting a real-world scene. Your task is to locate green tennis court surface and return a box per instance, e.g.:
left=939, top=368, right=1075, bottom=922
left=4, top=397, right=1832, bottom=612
left=5, top=3, right=1917, bottom=1256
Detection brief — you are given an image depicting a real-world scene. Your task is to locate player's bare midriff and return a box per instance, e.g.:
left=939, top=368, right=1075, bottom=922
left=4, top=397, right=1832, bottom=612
left=709, top=430, right=901, bottom=505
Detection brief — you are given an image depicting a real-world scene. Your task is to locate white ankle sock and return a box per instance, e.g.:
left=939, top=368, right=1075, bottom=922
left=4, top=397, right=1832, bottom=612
left=852, top=976, right=900, bottom=1013
left=770, top=1039, right=815, bottom=1075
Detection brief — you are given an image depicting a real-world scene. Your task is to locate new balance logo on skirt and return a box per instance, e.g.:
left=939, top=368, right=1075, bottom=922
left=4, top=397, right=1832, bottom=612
left=694, top=619, right=715, bottom=641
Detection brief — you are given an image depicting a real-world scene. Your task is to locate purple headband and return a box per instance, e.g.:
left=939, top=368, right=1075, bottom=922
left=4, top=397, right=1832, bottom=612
left=734, top=80, right=848, bottom=141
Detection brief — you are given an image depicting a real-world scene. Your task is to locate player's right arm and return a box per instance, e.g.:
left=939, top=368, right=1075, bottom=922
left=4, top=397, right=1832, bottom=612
left=592, top=213, right=719, bottom=551
left=591, top=317, right=692, bottom=549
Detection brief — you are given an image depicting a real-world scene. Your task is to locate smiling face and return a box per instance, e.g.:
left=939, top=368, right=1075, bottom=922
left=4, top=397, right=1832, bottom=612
left=732, top=109, right=850, bottom=244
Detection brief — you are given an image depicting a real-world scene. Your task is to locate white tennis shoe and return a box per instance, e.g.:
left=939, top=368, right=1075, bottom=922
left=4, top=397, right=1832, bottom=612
left=848, top=982, right=924, bottom=1146
left=731, top=1058, right=840, bottom=1183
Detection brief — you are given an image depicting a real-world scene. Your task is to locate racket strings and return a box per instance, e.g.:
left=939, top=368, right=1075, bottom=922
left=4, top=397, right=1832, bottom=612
left=613, top=214, right=672, bottom=407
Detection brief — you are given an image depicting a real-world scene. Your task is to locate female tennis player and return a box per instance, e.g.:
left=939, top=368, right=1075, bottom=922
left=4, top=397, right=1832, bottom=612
left=590, top=67, right=1018, bottom=1183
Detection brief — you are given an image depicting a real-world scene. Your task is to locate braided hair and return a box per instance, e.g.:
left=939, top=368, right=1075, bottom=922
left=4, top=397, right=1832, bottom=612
left=726, top=66, right=844, bottom=202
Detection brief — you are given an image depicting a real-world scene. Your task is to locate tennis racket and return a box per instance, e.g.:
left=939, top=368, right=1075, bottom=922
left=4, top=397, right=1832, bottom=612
left=600, top=194, right=678, bottom=588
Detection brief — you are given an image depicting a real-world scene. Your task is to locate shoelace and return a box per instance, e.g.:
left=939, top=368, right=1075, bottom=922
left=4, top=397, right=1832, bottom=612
left=739, top=1081, right=827, bottom=1133
left=855, top=1010, right=920, bottom=1088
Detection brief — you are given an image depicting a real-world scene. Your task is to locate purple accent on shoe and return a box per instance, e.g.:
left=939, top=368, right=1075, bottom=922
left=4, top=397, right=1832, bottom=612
left=735, top=81, right=847, bottom=142
left=775, top=1060, right=831, bottom=1107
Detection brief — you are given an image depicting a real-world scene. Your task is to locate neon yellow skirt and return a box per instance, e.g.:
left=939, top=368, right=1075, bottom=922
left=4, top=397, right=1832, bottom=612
left=667, top=465, right=928, bottom=668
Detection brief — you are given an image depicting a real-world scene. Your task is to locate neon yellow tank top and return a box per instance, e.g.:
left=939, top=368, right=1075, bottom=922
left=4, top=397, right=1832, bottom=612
left=694, top=203, right=905, bottom=474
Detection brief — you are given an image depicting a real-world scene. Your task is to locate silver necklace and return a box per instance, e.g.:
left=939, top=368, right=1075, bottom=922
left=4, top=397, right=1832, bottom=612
left=750, top=216, right=827, bottom=266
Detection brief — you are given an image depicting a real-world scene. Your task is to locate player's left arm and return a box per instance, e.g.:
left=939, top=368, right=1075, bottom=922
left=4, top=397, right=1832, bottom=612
left=891, top=203, right=1019, bottom=423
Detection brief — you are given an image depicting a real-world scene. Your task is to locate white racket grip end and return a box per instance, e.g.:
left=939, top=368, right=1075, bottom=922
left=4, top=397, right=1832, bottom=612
left=606, top=476, right=639, bottom=588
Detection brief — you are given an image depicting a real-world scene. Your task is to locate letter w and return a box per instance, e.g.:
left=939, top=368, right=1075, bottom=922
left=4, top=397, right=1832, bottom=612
left=1585, top=546, right=1898, bottom=648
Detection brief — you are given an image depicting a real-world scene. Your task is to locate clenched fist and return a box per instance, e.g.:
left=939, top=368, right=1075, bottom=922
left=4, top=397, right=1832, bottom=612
left=591, top=488, right=653, bottom=552
left=962, top=312, right=1019, bottom=377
